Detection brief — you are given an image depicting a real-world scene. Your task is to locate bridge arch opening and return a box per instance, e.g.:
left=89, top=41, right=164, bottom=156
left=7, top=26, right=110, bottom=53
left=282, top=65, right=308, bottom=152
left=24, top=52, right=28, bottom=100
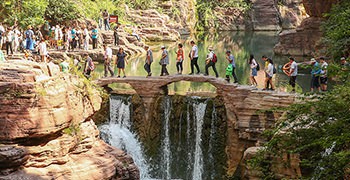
left=166, top=81, right=217, bottom=97
left=104, top=82, right=137, bottom=94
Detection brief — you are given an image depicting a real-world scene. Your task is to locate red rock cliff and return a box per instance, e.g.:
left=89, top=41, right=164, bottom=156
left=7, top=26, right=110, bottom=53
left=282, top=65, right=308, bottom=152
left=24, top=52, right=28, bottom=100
left=0, top=60, right=139, bottom=180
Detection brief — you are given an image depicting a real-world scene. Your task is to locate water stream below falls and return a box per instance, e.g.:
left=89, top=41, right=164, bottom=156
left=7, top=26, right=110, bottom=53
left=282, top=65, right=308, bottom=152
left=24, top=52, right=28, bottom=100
left=99, top=95, right=227, bottom=180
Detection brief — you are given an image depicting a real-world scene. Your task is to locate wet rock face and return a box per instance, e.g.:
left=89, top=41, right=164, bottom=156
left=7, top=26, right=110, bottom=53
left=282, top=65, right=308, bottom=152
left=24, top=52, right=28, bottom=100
left=0, top=60, right=139, bottom=179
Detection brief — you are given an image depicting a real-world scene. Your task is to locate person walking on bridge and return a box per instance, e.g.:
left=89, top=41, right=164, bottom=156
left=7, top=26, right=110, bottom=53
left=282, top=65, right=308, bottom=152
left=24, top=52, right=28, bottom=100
left=204, top=46, right=219, bottom=78
left=189, top=41, right=200, bottom=75
left=225, top=50, right=238, bottom=83
left=176, top=43, right=184, bottom=75
left=103, top=44, right=114, bottom=77
left=116, top=47, right=128, bottom=78
left=160, top=46, right=169, bottom=76
left=144, top=46, right=153, bottom=77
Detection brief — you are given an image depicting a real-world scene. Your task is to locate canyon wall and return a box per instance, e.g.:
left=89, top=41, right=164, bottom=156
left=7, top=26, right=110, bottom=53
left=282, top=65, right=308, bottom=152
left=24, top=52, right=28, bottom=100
left=0, top=60, right=139, bottom=180
left=274, top=0, right=339, bottom=56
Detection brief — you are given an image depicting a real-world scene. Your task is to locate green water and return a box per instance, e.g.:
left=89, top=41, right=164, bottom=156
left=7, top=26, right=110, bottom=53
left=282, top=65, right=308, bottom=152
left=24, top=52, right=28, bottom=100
left=94, top=31, right=313, bottom=94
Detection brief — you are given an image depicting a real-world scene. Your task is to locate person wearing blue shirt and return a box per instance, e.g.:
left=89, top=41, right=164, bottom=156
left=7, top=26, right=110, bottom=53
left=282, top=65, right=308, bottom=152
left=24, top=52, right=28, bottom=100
left=70, top=27, right=76, bottom=51
left=310, top=58, right=322, bottom=92
left=91, top=27, right=98, bottom=49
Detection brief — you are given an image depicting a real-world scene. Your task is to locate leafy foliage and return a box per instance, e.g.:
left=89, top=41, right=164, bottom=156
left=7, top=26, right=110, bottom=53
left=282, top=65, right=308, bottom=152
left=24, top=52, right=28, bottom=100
left=257, top=79, right=350, bottom=179
left=77, top=0, right=121, bottom=22
left=1, top=0, right=126, bottom=27
left=322, top=1, right=350, bottom=58
left=45, top=0, right=80, bottom=25
left=125, top=0, right=154, bottom=10
left=0, top=0, right=48, bottom=28
left=195, top=0, right=250, bottom=31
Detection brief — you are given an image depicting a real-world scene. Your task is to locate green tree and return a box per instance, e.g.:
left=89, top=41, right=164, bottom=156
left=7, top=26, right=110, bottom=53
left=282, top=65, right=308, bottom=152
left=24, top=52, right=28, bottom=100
left=322, top=1, right=350, bottom=58
left=0, top=0, right=47, bottom=28
left=18, top=0, right=48, bottom=28
left=256, top=78, right=350, bottom=179
left=45, top=0, right=81, bottom=25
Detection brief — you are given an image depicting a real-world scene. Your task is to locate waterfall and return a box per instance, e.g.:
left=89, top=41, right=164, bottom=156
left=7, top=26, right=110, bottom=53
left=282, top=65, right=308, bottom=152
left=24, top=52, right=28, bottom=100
left=186, top=103, right=193, bottom=179
left=99, top=95, right=224, bottom=180
left=161, top=96, right=172, bottom=180
left=192, top=100, right=208, bottom=180
left=99, top=96, right=150, bottom=180
left=208, top=104, right=217, bottom=179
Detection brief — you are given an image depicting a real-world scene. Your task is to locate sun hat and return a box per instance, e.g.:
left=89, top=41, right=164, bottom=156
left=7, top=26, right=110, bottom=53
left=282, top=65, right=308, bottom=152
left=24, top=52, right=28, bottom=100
left=340, top=57, right=346, bottom=61
left=208, top=46, right=213, bottom=51
left=310, top=58, right=316, bottom=63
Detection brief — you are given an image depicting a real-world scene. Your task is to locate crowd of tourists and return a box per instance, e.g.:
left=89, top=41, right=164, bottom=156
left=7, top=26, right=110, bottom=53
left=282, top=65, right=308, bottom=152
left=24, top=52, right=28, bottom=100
left=1, top=18, right=349, bottom=93
left=107, top=40, right=348, bottom=93
left=0, top=21, right=102, bottom=60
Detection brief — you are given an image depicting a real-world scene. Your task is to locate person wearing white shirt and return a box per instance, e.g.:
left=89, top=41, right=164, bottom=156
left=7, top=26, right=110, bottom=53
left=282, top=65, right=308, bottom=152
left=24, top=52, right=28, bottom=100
left=5, top=28, right=14, bottom=55
left=103, top=44, right=114, bottom=77
left=319, top=57, right=328, bottom=91
left=38, top=39, right=48, bottom=63
left=204, top=46, right=219, bottom=78
left=249, top=54, right=258, bottom=86
left=13, top=27, right=21, bottom=53
left=83, top=27, right=90, bottom=50
left=189, top=40, right=200, bottom=75
left=264, top=58, right=275, bottom=91
left=287, top=57, right=298, bottom=92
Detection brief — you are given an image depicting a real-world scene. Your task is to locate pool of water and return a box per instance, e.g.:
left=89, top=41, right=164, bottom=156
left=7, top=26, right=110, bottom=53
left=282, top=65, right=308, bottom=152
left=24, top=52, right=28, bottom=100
left=94, top=31, right=313, bottom=93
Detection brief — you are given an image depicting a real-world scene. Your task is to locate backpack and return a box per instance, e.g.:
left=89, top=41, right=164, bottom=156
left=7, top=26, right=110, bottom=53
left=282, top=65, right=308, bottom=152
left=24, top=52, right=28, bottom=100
left=226, top=64, right=233, bottom=76
left=212, top=53, right=218, bottom=63
left=273, top=66, right=277, bottom=74
left=256, top=63, right=260, bottom=71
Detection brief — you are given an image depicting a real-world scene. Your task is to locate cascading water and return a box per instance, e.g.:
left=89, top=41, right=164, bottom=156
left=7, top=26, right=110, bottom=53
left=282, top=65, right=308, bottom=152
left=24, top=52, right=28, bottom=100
left=99, top=96, right=151, bottom=179
left=192, top=100, right=207, bottom=180
left=161, top=96, right=172, bottom=180
left=99, top=95, right=226, bottom=180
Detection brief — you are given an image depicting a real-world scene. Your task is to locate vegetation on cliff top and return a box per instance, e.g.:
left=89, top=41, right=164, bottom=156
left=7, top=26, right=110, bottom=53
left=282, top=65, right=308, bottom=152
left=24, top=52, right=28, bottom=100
left=195, top=0, right=250, bottom=31
left=0, top=0, right=126, bottom=28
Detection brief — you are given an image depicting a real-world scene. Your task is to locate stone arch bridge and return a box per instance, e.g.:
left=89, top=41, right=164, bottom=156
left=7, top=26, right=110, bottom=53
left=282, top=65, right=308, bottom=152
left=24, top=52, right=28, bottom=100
left=95, top=75, right=297, bottom=172
left=95, top=75, right=296, bottom=132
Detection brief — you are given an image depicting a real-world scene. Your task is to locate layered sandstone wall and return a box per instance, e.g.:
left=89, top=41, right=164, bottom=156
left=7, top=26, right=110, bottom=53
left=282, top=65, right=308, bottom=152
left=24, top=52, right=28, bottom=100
left=274, top=0, right=339, bottom=56
left=0, top=60, right=139, bottom=179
